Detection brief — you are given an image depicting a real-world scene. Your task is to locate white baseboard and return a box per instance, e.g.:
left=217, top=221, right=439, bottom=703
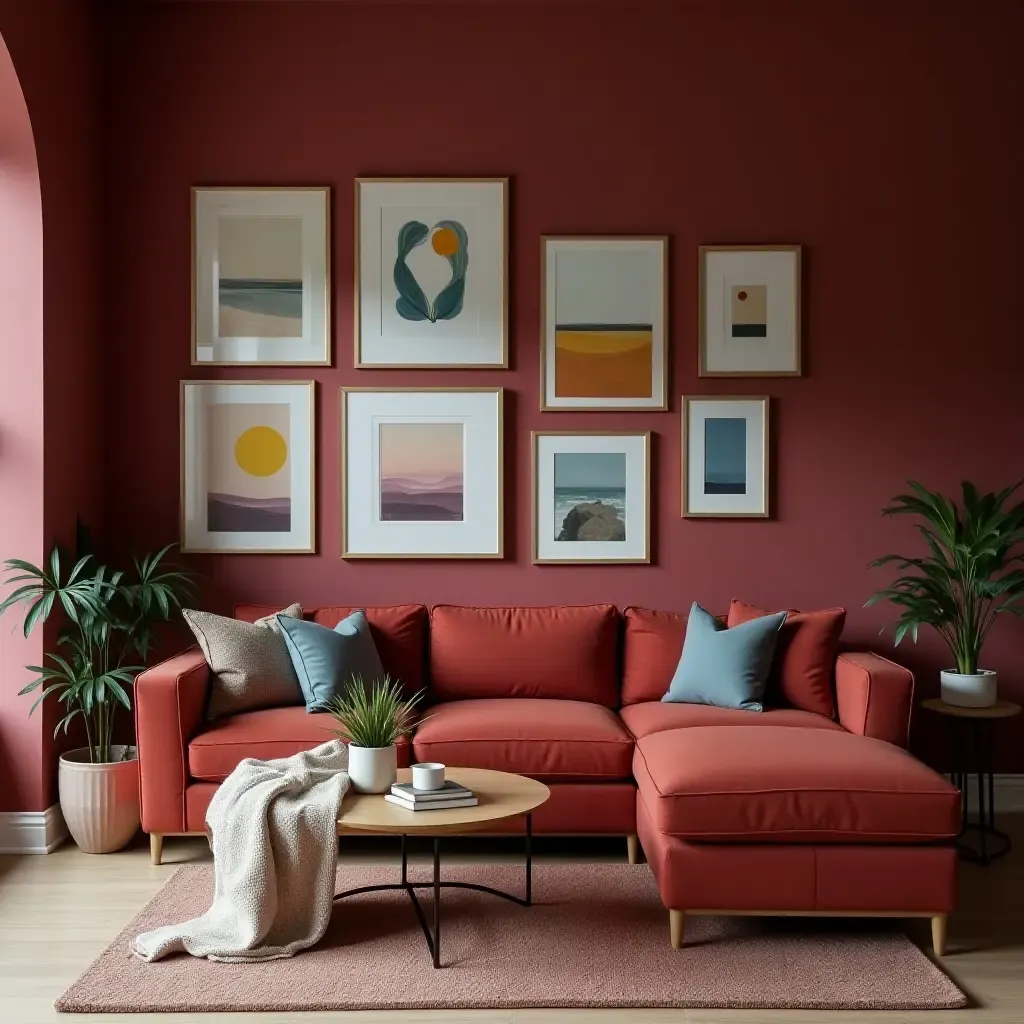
left=974, top=774, right=1024, bottom=814
left=0, top=804, right=68, bottom=854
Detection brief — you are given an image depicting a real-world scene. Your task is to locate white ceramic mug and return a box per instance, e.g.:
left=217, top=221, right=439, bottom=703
left=411, top=762, right=445, bottom=791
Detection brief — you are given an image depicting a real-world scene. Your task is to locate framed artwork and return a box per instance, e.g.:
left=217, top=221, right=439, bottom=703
left=533, top=431, right=651, bottom=564
left=699, top=245, right=801, bottom=377
left=682, top=396, right=769, bottom=518
left=341, top=387, right=503, bottom=559
left=355, top=178, right=508, bottom=368
left=180, top=381, right=316, bottom=553
left=192, top=187, right=330, bottom=366
left=541, top=237, right=667, bottom=410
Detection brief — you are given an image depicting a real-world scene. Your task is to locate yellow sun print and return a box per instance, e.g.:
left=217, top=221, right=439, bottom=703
left=234, top=425, right=288, bottom=477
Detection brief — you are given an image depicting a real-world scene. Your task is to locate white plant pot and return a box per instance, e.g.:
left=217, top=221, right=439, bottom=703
left=940, top=669, right=998, bottom=709
left=347, top=744, right=397, bottom=794
left=58, top=746, right=140, bottom=854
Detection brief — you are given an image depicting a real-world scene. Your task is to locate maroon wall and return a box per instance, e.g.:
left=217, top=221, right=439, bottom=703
left=103, top=2, right=1024, bottom=764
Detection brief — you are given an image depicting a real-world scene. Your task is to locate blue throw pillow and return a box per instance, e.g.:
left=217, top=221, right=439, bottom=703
left=662, top=602, right=786, bottom=712
left=276, top=610, right=386, bottom=713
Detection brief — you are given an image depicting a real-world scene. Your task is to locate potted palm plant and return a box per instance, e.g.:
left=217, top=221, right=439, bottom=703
left=327, top=676, right=421, bottom=793
left=0, top=543, right=194, bottom=852
left=868, top=480, right=1024, bottom=707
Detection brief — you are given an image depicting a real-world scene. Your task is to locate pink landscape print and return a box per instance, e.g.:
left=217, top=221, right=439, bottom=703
left=379, top=421, right=464, bottom=522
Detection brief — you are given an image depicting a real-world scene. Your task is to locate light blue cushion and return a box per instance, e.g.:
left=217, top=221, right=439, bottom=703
left=662, top=602, right=786, bottom=712
left=276, top=611, right=385, bottom=713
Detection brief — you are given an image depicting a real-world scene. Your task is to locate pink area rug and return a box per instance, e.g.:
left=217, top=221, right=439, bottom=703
left=57, top=862, right=965, bottom=1012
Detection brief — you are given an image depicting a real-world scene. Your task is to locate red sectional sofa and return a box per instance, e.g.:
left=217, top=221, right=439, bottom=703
left=135, top=603, right=960, bottom=953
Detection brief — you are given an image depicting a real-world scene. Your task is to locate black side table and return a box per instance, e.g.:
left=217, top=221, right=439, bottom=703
left=922, top=697, right=1022, bottom=866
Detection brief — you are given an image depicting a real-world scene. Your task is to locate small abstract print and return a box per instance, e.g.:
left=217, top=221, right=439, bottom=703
left=704, top=417, right=747, bottom=495
left=554, top=325, right=653, bottom=399
left=206, top=402, right=291, bottom=532
left=393, top=220, right=469, bottom=323
left=218, top=215, right=303, bottom=339
left=554, top=452, right=626, bottom=541
left=730, top=284, right=767, bottom=338
left=379, top=422, right=465, bottom=522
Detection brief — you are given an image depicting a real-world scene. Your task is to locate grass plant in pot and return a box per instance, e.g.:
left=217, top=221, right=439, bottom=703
left=327, top=676, right=421, bottom=793
left=868, top=480, right=1024, bottom=708
left=0, top=544, right=194, bottom=852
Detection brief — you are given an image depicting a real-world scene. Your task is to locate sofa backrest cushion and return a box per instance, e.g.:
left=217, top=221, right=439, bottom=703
left=622, top=606, right=688, bottom=705
left=429, top=604, right=620, bottom=705
left=235, top=604, right=428, bottom=692
left=727, top=598, right=846, bottom=719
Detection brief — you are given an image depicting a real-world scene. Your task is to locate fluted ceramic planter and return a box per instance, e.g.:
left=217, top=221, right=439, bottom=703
left=347, top=744, right=397, bottom=794
left=58, top=746, right=140, bottom=854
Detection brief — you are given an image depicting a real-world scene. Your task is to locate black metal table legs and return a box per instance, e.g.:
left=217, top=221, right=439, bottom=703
left=334, top=814, right=534, bottom=968
left=953, top=720, right=1012, bottom=866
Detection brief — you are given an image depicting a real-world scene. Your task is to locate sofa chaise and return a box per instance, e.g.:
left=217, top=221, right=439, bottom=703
left=135, top=602, right=960, bottom=953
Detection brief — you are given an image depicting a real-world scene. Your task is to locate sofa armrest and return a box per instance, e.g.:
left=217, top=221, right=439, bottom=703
left=134, top=646, right=210, bottom=833
left=835, top=651, right=914, bottom=748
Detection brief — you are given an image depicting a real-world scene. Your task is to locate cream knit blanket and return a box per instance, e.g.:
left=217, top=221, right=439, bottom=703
left=134, top=739, right=349, bottom=963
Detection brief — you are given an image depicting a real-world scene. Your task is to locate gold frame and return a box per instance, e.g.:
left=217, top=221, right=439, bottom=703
left=531, top=430, right=651, bottom=564
left=179, top=379, right=317, bottom=554
left=354, top=178, right=509, bottom=369
left=698, top=244, right=802, bottom=378
left=681, top=395, right=769, bottom=518
left=190, top=186, right=332, bottom=367
left=540, top=235, right=669, bottom=412
left=339, top=386, right=504, bottom=559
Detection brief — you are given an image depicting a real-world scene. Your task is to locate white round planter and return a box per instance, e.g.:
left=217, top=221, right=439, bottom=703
left=940, top=669, right=998, bottom=709
left=347, top=744, right=397, bottom=794
left=58, top=746, right=140, bottom=854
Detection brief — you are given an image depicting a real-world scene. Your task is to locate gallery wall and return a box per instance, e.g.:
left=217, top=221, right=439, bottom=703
left=102, top=1, right=1024, bottom=766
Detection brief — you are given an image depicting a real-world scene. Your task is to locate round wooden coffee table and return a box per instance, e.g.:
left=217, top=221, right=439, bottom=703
left=335, top=767, right=550, bottom=968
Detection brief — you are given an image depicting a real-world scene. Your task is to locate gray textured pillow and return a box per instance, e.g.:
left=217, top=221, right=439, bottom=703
left=662, top=602, right=786, bottom=712
left=183, top=604, right=304, bottom=719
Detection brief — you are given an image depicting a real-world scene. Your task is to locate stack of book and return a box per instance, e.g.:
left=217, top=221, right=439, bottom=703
left=384, top=780, right=478, bottom=811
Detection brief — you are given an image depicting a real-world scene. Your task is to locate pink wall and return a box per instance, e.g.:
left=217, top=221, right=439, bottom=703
left=102, top=2, right=1024, bottom=765
left=0, top=0, right=105, bottom=811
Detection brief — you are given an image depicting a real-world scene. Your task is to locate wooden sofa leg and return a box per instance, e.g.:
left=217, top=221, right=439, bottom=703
left=931, top=914, right=947, bottom=956
left=670, top=909, right=685, bottom=949
left=149, top=833, right=163, bottom=866
left=626, top=834, right=640, bottom=865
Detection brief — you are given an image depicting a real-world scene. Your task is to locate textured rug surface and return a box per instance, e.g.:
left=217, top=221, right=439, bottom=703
left=57, top=862, right=966, bottom=1012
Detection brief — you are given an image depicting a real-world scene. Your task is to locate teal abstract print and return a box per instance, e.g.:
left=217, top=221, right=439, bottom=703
left=394, top=220, right=469, bottom=322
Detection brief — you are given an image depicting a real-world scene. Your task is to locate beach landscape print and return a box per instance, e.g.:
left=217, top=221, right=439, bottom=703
left=544, top=238, right=666, bottom=409
left=218, top=215, right=303, bottom=339
left=730, top=284, right=767, bottom=338
left=205, top=402, right=291, bottom=532
left=554, top=452, right=626, bottom=541
left=379, top=422, right=465, bottom=522
left=704, top=417, right=747, bottom=494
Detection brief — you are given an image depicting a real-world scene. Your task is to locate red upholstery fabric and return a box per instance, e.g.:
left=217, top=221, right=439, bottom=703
left=135, top=646, right=210, bottom=833
left=621, top=606, right=687, bottom=705
left=835, top=650, right=914, bottom=748
left=727, top=599, right=846, bottom=718
left=234, top=603, right=428, bottom=690
left=188, top=706, right=414, bottom=782
left=637, top=791, right=957, bottom=912
left=412, top=698, right=634, bottom=780
left=429, top=605, right=620, bottom=705
left=633, top=726, right=959, bottom=842
left=619, top=700, right=843, bottom=740
left=186, top=780, right=637, bottom=836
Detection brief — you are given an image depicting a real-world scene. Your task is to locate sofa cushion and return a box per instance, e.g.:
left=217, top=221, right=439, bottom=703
left=620, top=701, right=844, bottom=740
left=622, top=607, right=687, bottom=705
left=429, top=605, right=620, bottom=705
left=235, top=603, right=428, bottom=691
left=411, top=698, right=634, bottom=780
left=189, top=705, right=413, bottom=782
left=633, top=726, right=959, bottom=843
left=728, top=599, right=846, bottom=719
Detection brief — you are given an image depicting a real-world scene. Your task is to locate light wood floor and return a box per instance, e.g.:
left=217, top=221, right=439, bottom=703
left=1, top=822, right=1022, bottom=1024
